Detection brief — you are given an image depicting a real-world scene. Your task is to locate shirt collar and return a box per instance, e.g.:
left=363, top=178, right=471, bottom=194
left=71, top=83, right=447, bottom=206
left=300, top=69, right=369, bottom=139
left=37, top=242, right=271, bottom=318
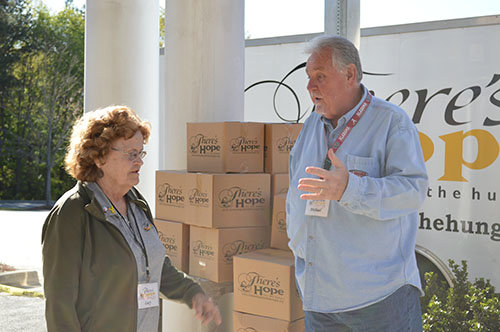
left=85, top=181, right=122, bottom=220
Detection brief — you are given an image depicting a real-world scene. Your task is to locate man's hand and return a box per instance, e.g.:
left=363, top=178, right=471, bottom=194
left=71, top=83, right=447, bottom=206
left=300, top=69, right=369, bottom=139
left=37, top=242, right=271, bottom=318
left=298, top=148, right=349, bottom=201
left=192, top=292, right=222, bottom=326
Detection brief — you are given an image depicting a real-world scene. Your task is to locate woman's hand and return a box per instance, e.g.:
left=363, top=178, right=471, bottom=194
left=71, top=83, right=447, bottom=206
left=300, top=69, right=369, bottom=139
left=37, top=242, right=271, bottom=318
left=192, top=292, right=222, bottom=326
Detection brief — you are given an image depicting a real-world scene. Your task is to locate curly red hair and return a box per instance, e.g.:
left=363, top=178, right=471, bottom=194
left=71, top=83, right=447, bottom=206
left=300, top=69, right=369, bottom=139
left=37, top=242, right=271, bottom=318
left=65, top=105, right=151, bottom=182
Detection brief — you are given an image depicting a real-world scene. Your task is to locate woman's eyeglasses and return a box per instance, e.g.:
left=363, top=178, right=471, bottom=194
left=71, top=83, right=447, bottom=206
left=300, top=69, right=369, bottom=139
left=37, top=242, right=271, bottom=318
left=111, top=147, right=147, bottom=161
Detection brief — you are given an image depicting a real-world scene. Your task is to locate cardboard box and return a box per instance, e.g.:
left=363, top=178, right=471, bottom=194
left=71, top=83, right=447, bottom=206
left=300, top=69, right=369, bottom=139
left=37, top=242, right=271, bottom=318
left=184, top=173, right=271, bottom=228
left=265, top=123, right=302, bottom=174
left=155, top=170, right=186, bottom=222
left=233, top=311, right=305, bottom=332
left=272, top=173, right=289, bottom=196
left=189, top=226, right=270, bottom=283
left=187, top=122, right=264, bottom=173
left=270, top=194, right=290, bottom=251
left=233, top=249, right=304, bottom=322
left=154, top=219, right=189, bottom=273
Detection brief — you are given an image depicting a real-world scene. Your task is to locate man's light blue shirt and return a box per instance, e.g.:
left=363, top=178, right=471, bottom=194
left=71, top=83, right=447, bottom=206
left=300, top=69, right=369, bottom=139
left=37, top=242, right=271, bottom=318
left=286, top=86, right=428, bottom=313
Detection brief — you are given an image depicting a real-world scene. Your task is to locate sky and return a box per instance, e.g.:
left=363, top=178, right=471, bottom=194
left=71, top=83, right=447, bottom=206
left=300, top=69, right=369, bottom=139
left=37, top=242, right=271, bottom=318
left=40, top=0, right=500, bottom=39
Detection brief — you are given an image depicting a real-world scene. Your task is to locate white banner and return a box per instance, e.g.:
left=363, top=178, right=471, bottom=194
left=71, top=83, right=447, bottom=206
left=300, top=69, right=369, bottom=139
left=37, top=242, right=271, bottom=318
left=244, top=21, right=500, bottom=287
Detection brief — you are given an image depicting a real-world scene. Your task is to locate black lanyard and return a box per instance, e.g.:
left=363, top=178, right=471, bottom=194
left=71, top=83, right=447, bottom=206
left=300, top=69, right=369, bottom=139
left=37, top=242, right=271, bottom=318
left=112, top=199, right=151, bottom=282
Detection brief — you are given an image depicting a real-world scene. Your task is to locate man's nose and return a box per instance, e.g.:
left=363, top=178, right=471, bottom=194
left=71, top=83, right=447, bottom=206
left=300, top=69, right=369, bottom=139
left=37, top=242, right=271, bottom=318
left=307, top=79, right=315, bottom=91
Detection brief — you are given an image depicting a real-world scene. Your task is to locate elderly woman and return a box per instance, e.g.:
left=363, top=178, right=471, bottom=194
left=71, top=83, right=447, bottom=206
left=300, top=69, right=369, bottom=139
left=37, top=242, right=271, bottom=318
left=42, top=106, right=221, bottom=331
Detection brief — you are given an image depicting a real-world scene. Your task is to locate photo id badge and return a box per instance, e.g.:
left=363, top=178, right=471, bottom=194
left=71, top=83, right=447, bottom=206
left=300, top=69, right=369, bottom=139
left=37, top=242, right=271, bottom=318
left=137, top=282, right=159, bottom=309
left=305, top=199, right=330, bottom=217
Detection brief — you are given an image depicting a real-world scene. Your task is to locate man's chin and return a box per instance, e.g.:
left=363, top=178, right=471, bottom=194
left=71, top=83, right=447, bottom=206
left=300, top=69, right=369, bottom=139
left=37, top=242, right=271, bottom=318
left=315, top=107, right=329, bottom=118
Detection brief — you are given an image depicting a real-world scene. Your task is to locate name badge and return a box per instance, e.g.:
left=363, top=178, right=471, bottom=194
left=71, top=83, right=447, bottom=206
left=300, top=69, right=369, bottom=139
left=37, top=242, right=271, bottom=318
left=138, top=282, right=159, bottom=309
left=305, top=199, right=330, bottom=217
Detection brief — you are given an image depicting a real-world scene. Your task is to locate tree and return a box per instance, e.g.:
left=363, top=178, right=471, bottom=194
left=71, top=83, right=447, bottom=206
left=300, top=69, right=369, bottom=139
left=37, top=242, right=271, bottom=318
left=0, top=0, right=35, bottom=199
left=33, top=6, right=84, bottom=205
left=0, top=1, right=84, bottom=204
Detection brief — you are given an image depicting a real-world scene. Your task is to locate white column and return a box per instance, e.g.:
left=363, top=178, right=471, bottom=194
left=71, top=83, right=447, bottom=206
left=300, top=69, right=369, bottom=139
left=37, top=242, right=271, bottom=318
left=325, top=0, right=360, bottom=49
left=162, top=0, right=245, bottom=170
left=161, top=1, right=244, bottom=331
left=84, top=0, right=159, bottom=206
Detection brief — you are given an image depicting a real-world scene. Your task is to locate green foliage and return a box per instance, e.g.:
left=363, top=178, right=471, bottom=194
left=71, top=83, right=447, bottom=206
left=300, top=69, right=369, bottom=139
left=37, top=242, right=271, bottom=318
left=422, top=260, right=500, bottom=332
left=160, top=6, right=165, bottom=48
left=0, top=1, right=84, bottom=203
left=0, top=0, right=32, bottom=91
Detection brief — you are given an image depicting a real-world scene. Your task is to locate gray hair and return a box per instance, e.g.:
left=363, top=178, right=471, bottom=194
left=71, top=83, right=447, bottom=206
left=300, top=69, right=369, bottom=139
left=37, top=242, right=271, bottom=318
left=305, top=35, right=363, bottom=82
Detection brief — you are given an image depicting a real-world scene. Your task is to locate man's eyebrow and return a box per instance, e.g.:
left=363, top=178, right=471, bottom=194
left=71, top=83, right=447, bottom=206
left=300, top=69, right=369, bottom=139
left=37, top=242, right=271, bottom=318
left=307, top=65, right=326, bottom=71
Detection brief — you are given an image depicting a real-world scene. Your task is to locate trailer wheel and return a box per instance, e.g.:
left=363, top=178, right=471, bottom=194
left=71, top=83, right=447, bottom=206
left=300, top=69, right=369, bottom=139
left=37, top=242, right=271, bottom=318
left=415, top=244, right=454, bottom=288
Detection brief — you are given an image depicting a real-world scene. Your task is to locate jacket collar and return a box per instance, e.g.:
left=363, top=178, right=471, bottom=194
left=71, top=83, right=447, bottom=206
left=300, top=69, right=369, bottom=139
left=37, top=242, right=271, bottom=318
left=78, top=181, right=152, bottom=223
left=126, top=189, right=154, bottom=222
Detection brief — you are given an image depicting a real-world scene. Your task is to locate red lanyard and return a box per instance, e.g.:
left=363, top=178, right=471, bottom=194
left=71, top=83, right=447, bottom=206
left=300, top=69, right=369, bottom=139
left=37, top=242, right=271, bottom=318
left=323, top=92, right=372, bottom=170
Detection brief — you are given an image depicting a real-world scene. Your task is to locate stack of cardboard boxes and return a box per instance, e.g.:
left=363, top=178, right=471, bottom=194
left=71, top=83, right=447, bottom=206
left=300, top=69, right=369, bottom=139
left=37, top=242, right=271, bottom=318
left=265, top=123, right=302, bottom=252
left=154, top=170, right=190, bottom=272
left=154, top=121, right=304, bottom=331
left=232, top=123, right=305, bottom=331
left=155, top=122, right=271, bottom=282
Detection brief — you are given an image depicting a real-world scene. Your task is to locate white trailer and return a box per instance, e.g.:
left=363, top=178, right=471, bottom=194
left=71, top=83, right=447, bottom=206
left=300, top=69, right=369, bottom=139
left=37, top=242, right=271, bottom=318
left=244, top=15, right=500, bottom=288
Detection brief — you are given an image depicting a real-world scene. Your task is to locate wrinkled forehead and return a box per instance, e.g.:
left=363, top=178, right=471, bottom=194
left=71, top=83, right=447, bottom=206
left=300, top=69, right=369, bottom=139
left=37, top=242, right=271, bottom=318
left=306, top=49, right=334, bottom=73
left=113, top=131, right=144, bottom=150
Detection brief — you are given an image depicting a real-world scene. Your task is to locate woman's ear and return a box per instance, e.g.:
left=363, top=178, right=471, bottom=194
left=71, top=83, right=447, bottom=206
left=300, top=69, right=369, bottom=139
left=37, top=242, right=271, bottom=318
left=94, top=158, right=103, bottom=168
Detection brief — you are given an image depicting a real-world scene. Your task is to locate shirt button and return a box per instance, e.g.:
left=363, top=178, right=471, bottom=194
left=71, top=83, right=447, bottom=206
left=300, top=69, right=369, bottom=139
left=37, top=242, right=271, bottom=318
left=308, top=235, right=313, bottom=240
left=308, top=262, right=313, bottom=266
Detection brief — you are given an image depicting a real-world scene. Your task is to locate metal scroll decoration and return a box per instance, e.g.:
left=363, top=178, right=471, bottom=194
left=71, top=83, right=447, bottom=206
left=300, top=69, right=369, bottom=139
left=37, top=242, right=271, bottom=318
left=244, top=62, right=310, bottom=124
left=245, top=61, right=394, bottom=123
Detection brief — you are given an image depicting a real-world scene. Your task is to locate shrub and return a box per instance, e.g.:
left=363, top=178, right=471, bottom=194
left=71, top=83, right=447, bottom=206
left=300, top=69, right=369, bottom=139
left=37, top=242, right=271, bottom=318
left=422, top=260, right=500, bottom=332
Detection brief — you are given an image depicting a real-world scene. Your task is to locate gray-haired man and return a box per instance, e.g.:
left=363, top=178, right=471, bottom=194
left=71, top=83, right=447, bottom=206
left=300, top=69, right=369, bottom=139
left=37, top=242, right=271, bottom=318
left=286, top=35, right=428, bottom=331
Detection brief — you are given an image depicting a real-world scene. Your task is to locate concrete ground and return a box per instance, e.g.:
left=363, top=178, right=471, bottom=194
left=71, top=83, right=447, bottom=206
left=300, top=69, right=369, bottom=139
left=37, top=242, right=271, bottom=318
left=0, top=292, right=45, bottom=332
left=0, top=208, right=49, bottom=331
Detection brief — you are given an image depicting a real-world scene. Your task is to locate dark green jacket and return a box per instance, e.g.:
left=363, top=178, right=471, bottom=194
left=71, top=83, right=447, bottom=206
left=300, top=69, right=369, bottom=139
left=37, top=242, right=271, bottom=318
left=42, top=182, right=203, bottom=331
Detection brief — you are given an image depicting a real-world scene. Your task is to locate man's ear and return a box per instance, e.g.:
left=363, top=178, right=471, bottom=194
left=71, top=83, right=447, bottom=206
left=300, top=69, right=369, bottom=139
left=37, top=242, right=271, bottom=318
left=345, top=63, right=357, bottom=83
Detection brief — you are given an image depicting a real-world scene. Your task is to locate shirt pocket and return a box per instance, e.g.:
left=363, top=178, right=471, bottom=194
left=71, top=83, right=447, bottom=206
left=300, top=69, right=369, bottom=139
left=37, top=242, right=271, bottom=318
left=346, top=154, right=380, bottom=178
